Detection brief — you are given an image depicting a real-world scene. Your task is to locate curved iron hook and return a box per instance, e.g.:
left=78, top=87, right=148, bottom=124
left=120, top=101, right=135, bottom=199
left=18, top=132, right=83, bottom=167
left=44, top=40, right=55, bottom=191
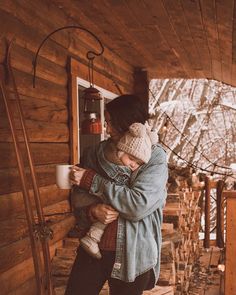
left=32, top=25, right=104, bottom=87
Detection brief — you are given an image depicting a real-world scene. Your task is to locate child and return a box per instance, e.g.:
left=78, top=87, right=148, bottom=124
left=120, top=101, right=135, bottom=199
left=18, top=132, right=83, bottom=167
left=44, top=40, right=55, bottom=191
left=79, top=122, right=158, bottom=258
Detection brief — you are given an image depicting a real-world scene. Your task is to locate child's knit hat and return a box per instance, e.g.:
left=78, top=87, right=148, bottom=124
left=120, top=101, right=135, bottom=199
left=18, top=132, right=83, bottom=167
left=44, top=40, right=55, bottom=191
left=117, top=122, right=158, bottom=163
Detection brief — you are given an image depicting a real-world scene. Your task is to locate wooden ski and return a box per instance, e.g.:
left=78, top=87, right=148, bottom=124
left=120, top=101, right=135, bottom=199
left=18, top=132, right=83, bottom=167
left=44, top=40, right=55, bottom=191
left=1, top=40, right=54, bottom=295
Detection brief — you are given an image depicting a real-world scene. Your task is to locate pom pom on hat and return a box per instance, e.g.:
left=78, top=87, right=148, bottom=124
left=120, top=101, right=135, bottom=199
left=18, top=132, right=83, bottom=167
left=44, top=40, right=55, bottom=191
left=117, top=122, right=158, bottom=164
left=129, top=123, right=147, bottom=137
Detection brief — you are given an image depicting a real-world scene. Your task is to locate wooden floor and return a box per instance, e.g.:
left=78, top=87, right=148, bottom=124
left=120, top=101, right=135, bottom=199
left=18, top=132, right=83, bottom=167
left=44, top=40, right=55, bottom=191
left=188, top=247, right=224, bottom=295
left=99, top=283, right=174, bottom=295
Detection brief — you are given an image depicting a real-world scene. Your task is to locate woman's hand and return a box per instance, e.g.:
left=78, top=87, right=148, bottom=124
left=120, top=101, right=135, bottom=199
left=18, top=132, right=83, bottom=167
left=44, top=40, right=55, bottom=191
left=91, top=204, right=119, bottom=224
left=70, top=166, right=86, bottom=185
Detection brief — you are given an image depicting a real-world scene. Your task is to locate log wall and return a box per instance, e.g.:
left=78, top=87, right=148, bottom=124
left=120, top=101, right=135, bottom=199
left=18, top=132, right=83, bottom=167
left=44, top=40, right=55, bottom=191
left=0, top=1, right=134, bottom=294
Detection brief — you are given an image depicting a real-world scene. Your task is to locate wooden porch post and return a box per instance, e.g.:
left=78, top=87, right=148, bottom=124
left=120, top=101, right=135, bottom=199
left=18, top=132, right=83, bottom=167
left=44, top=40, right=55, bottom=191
left=204, top=176, right=210, bottom=248
left=224, top=191, right=236, bottom=295
left=216, top=180, right=225, bottom=248
left=68, top=58, right=79, bottom=165
left=133, top=67, right=149, bottom=114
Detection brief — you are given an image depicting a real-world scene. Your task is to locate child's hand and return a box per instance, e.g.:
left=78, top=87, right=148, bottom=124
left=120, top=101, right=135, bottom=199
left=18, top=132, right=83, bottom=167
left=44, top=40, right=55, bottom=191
left=91, top=204, right=119, bottom=224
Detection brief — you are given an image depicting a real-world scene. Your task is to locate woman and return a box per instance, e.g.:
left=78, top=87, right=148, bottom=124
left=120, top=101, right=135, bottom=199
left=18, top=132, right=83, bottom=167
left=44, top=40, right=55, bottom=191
left=65, top=94, right=168, bottom=295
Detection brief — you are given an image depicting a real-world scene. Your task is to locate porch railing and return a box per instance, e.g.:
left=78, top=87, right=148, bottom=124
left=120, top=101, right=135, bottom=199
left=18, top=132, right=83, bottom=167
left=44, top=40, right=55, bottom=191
left=204, top=178, right=225, bottom=248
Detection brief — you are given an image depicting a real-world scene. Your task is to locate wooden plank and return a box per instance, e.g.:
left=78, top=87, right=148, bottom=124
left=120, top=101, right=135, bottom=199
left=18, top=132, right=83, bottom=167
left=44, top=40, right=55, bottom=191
left=129, top=0, right=193, bottom=77
left=7, top=276, right=37, bottom=295
left=0, top=185, right=68, bottom=220
left=0, top=84, right=69, bottom=143
left=0, top=120, right=69, bottom=143
left=199, top=0, right=222, bottom=82
left=0, top=42, right=67, bottom=87
left=1, top=0, right=70, bottom=46
left=0, top=2, right=133, bottom=90
left=0, top=94, right=68, bottom=124
left=0, top=8, right=68, bottom=67
left=0, top=143, right=69, bottom=169
left=144, top=285, right=174, bottom=295
left=0, top=164, right=67, bottom=194
left=120, top=2, right=186, bottom=77
left=0, top=200, right=71, bottom=248
left=0, top=215, right=75, bottom=275
left=70, top=58, right=126, bottom=94
left=6, top=69, right=67, bottom=105
left=0, top=185, right=69, bottom=220
left=0, top=113, right=68, bottom=129
left=215, top=0, right=234, bottom=85
left=0, top=42, right=67, bottom=86
left=181, top=0, right=212, bottom=78
left=225, top=191, right=236, bottom=295
left=68, top=0, right=153, bottom=67
left=0, top=240, right=63, bottom=295
left=50, top=0, right=134, bottom=73
left=0, top=65, right=67, bottom=106
left=162, top=0, right=204, bottom=76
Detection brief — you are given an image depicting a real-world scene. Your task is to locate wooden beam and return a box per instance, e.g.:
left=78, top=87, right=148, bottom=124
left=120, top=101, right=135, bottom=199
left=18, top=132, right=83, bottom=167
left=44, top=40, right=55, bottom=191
left=215, top=0, right=234, bottom=85
left=216, top=180, right=225, bottom=248
left=133, top=68, right=149, bottom=115
left=68, top=58, right=79, bottom=165
left=204, top=176, right=210, bottom=248
left=224, top=190, right=236, bottom=295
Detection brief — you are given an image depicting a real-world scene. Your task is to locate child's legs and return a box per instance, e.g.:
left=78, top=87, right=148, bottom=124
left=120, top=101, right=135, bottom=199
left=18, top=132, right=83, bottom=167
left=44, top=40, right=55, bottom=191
left=80, top=222, right=107, bottom=258
left=71, top=188, right=99, bottom=209
left=89, top=221, right=107, bottom=237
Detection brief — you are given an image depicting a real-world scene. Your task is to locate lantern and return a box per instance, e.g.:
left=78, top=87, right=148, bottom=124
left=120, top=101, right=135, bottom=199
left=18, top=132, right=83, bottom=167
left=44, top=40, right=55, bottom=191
left=81, top=112, right=102, bottom=135
left=81, top=86, right=102, bottom=134
left=80, top=53, right=103, bottom=135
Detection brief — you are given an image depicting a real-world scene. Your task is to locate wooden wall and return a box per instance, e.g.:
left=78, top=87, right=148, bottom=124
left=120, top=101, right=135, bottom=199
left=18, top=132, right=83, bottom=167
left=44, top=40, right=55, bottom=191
left=0, top=1, right=134, bottom=294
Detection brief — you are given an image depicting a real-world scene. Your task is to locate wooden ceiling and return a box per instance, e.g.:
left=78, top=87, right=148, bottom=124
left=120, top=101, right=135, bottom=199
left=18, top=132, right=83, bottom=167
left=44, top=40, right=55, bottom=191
left=52, top=0, right=236, bottom=86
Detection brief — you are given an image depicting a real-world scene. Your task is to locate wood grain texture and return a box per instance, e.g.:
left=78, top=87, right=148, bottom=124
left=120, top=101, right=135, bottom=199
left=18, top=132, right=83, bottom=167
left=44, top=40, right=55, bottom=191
left=49, top=0, right=236, bottom=85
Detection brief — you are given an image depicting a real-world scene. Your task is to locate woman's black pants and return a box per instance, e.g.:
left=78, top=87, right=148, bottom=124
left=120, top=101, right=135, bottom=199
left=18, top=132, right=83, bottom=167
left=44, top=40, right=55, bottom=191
left=64, top=247, right=154, bottom=295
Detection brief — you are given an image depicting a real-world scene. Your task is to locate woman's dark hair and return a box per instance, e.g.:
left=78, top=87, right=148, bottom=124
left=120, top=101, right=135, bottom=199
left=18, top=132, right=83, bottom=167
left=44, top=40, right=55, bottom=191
left=106, top=94, right=149, bottom=133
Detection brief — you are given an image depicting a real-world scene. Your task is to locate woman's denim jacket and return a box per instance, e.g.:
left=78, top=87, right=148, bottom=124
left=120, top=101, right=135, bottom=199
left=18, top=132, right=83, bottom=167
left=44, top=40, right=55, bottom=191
left=74, top=140, right=168, bottom=285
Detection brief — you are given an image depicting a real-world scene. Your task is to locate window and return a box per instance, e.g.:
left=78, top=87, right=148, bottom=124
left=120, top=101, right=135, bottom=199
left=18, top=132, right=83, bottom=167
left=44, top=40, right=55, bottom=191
left=77, top=77, right=117, bottom=159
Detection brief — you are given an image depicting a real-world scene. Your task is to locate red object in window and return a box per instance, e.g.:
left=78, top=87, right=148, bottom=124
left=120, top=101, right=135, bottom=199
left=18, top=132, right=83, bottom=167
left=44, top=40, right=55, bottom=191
left=81, top=112, right=102, bottom=134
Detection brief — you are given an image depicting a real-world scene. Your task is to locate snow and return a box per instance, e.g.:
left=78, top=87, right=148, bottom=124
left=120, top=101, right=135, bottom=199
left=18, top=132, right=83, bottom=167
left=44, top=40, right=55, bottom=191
left=149, top=79, right=236, bottom=179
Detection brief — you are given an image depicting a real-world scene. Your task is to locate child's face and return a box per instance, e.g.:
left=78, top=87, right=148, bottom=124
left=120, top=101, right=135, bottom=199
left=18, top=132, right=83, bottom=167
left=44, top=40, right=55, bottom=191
left=119, top=152, right=143, bottom=171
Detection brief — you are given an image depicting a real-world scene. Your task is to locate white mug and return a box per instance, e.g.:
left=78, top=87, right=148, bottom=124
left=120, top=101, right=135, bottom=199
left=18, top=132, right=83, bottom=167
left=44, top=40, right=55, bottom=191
left=56, top=164, right=73, bottom=189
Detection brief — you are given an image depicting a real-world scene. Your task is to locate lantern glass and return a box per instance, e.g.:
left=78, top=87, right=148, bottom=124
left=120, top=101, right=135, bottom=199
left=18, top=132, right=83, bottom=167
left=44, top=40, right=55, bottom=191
left=83, top=86, right=102, bottom=113
left=81, top=86, right=103, bottom=135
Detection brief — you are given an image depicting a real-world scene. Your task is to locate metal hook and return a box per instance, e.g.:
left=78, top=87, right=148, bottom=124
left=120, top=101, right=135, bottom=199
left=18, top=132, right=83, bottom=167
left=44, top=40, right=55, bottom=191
left=32, top=25, right=104, bottom=87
